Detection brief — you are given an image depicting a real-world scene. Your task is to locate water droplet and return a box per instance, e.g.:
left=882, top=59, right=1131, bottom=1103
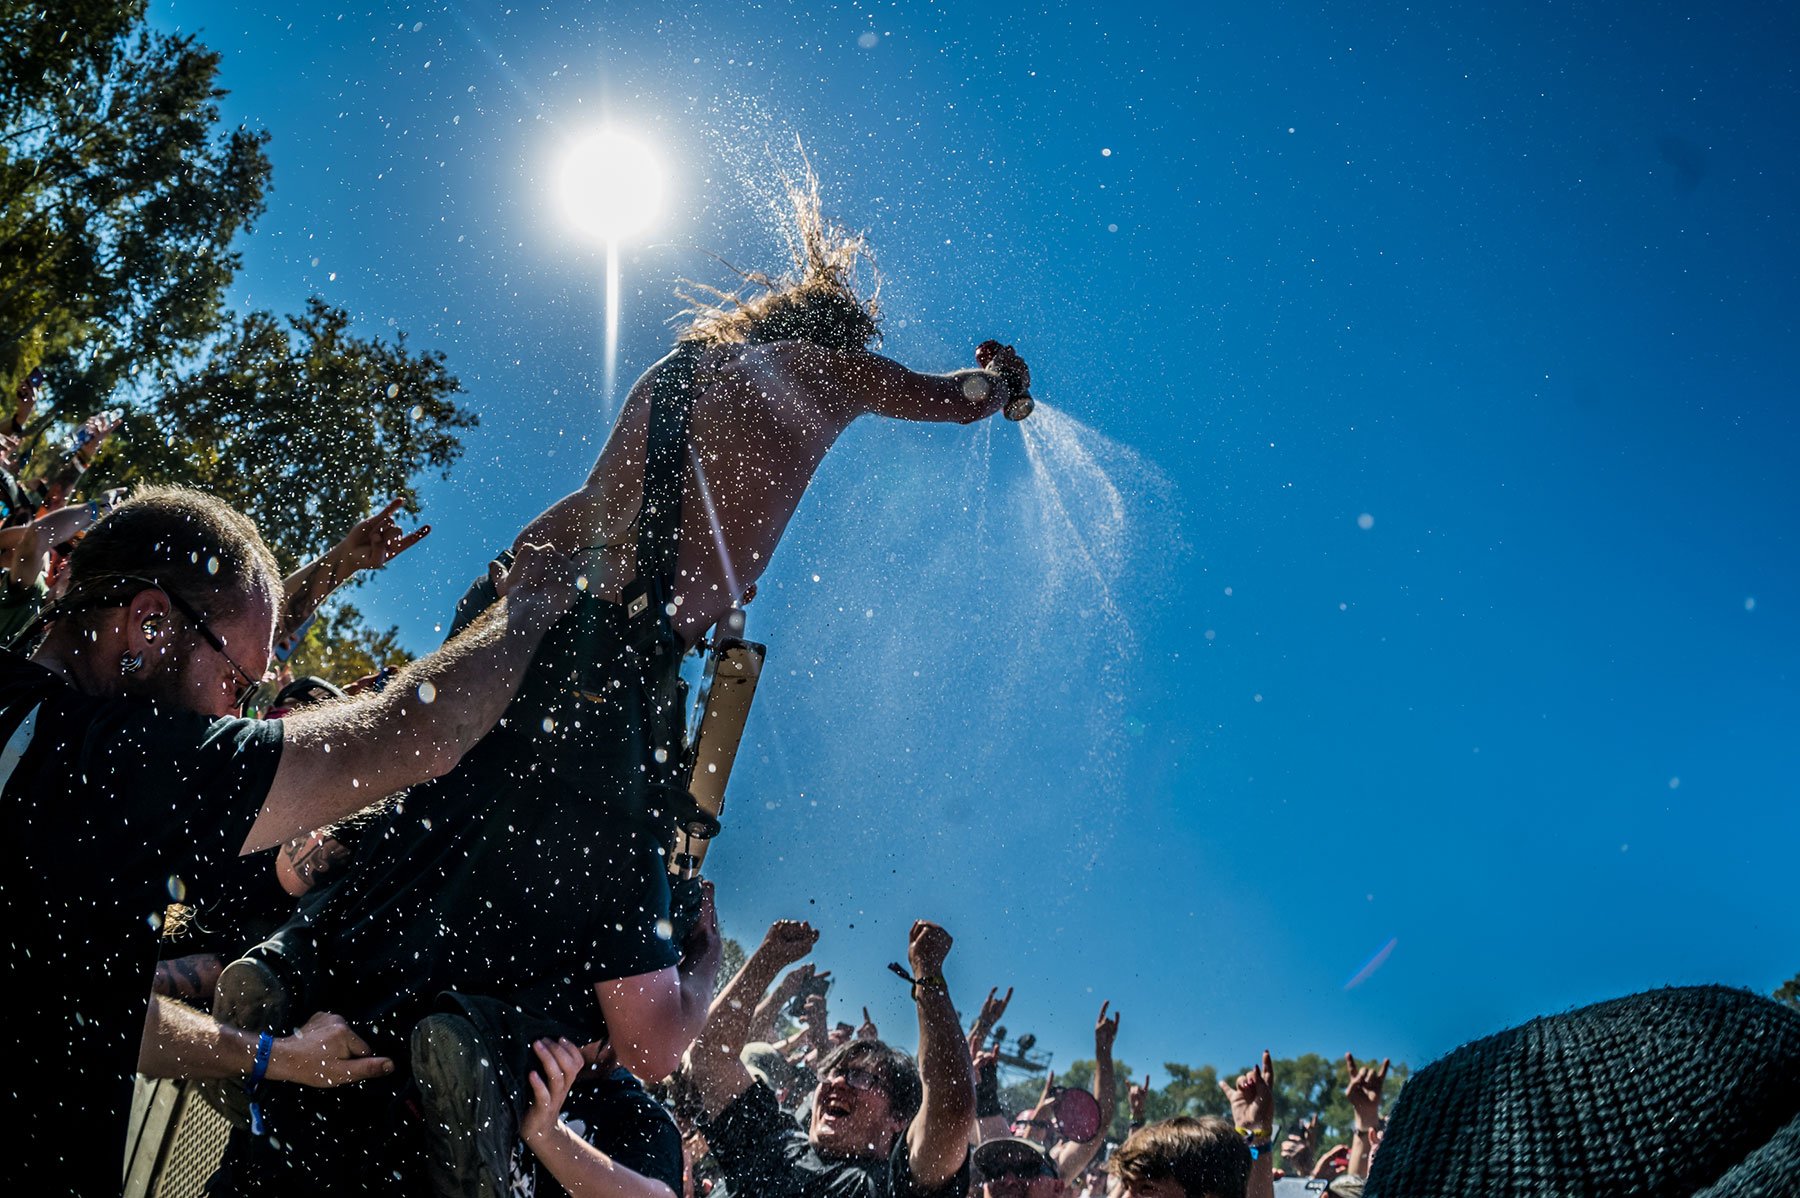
left=417, top=681, right=436, bottom=704
left=542, top=716, right=556, bottom=733
left=575, top=575, right=590, bottom=592
left=1101, top=147, right=1112, bottom=157
left=1357, top=513, right=1375, bottom=530
left=205, top=555, right=220, bottom=575
left=1744, top=597, right=1756, bottom=611
left=1668, top=776, right=1681, bottom=789
left=410, top=404, right=424, bottom=420
left=655, top=919, right=674, bottom=939
left=386, top=383, right=400, bottom=399
left=857, top=30, right=879, bottom=48
left=166, top=875, right=186, bottom=901
left=653, top=747, right=669, bottom=764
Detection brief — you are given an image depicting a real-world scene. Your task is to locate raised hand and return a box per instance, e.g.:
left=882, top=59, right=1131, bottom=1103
left=758, top=919, right=820, bottom=970
left=1344, top=1053, right=1390, bottom=1126
left=1219, top=1050, right=1274, bottom=1138
left=335, top=496, right=430, bottom=575
left=1094, top=1001, right=1120, bottom=1060
left=907, top=920, right=953, bottom=979
left=972, top=985, right=1013, bottom=1036
left=1128, top=1073, right=1151, bottom=1122
left=522, top=1037, right=588, bottom=1143
left=800, top=992, right=829, bottom=1030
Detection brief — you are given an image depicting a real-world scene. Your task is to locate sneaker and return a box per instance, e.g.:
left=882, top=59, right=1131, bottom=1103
left=199, top=955, right=292, bottom=1127
left=411, top=1012, right=515, bottom=1198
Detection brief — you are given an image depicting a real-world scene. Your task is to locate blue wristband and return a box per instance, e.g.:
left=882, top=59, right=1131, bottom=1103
left=246, top=1031, right=274, bottom=1135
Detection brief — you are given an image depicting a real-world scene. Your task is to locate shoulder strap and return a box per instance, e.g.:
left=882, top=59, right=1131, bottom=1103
left=635, top=342, right=701, bottom=595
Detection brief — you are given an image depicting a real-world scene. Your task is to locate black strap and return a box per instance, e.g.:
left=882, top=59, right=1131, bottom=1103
left=635, top=343, right=700, bottom=596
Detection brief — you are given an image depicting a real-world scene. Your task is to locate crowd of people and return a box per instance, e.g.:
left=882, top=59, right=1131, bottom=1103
left=5, top=181, right=1797, bottom=1198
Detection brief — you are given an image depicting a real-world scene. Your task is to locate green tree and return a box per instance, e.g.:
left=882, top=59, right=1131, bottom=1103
left=0, top=0, right=270, bottom=411
left=93, top=298, right=474, bottom=570
left=1777, top=974, right=1800, bottom=1011
left=2, top=4, right=477, bottom=680
left=283, top=599, right=411, bottom=684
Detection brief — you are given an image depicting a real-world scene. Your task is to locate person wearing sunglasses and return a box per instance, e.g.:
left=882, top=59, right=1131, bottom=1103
left=0, top=485, right=577, bottom=1197
left=689, top=917, right=977, bottom=1198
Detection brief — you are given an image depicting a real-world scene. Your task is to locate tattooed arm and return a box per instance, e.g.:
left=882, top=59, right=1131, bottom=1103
left=153, top=953, right=224, bottom=1003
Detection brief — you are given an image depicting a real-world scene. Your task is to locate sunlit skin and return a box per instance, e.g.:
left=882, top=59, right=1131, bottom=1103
left=514, top=338, right=1025, bottom=648
left=808, top=1067, right=908, bottom=1159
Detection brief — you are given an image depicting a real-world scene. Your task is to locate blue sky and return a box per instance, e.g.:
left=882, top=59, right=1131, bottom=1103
left=147, top=0, right=1799, bottom=1081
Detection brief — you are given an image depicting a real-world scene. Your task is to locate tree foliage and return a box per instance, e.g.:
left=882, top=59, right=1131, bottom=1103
left=1, top=2, right=479, bottom=681
left=0, top=0, right=269, bottom=412
left=1777, top=974, right=1800, bottom=1012
left=92, top=298, right=474, bottom=570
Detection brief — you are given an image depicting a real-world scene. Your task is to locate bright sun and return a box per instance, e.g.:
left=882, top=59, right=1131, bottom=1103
left=558, top=130, right=663, bottom=241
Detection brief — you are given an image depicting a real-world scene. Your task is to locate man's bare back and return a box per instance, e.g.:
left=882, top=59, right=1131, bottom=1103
left=516, top=338, right=1029, bottom=645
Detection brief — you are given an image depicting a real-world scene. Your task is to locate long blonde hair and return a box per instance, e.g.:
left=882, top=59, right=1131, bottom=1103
left=677, top=147, right=881, bottom=351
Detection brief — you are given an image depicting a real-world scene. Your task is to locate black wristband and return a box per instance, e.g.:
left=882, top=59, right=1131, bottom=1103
left=974, top=1054, right=1001, bottom=1117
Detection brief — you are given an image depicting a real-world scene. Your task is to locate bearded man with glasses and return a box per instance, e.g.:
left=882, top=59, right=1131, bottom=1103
left=0, top=485, right=577, bottom=1197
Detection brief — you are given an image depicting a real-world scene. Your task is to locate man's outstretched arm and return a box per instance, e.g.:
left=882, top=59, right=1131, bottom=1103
left=244, top=541, right=577, bottom=853
left=689, top=918, right=820, bottom=1119
left=904, top=921, right=976, bottom=1191
left=769, top=340, right=1030, bottom=426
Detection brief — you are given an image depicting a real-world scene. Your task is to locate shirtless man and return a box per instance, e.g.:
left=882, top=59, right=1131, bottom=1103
left=517, top=333, right=1030, bottom=646
left=208, top=183, right=1031, bottom=1195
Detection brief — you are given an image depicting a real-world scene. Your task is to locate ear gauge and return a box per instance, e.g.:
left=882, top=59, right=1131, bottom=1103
left=120, top=652, right=144, bottom=674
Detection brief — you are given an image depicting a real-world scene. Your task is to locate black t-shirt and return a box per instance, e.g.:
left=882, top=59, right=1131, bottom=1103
left=0, top=650, right=284, bottom=1195
left=506, top=1066, right=684, bottom=1197
left=297, top=591, right=682, bottom=1053
left=705, top=1081, right=970, bottom=1198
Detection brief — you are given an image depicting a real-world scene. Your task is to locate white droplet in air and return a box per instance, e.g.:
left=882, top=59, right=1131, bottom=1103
left=410, top=404, right=423, bottom=421
left=1357, top=513, right=1375, bottom=530
left=655, top=919, right=674, bottom=939
left=542, top=716, right=556, bottom=733
left=167, top=875, right=186, bottom=901
left=1744, top=597, right=1756, bottom=611
left=857, top=31, right=879, bottom=48
left=653, top=747, right=669, bottom=764
left=328, top=272, right=337, bottom=281
left=206, top=555, right=220, bottom=575
left=387, top=383, right=400, bottom=399
left=1253, top=693, right=1264, bottom=703
left=575, top=575, right=589, bottom=592
left=1107, top=223, right=1119, bottom=233
left=417, top=681, right=437, bottom=704
left=1101, top=147, right=1112, bottom=157
left=411, top=20, right=423, bottom=31
left=811, top=574, right=821, bottom=583
left=1668, top=776, right=1681, bottom=789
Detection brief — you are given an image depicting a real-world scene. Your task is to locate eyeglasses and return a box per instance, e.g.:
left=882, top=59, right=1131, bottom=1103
left=107, top=574, right=265, bottom=708
left=822, top=1065, right=884, bottom=1094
